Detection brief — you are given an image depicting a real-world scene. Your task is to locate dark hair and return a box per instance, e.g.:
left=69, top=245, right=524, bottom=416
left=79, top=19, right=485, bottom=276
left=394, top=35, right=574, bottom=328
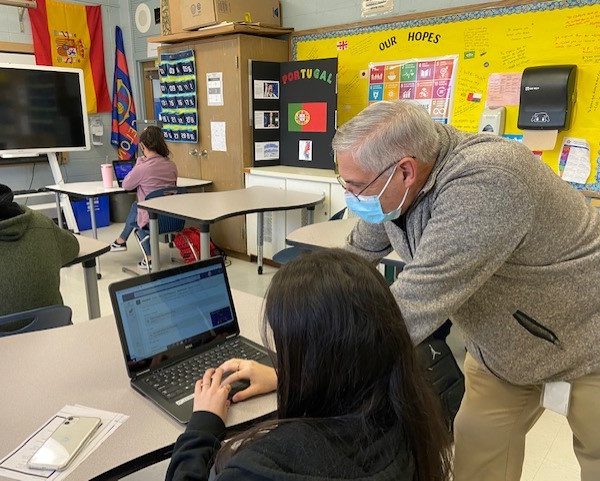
left=217, top=249, right=452, bottom=480
left=139, top=126, right=170, bottom=158
left=0, top=184, right=23, bottom=221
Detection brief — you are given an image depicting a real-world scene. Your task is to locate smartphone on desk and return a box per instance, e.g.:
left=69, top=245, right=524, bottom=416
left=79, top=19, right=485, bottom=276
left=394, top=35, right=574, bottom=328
left=28, top=416, right=101, bottom=471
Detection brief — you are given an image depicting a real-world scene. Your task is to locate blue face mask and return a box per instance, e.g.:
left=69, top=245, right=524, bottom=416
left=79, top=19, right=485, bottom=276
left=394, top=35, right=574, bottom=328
left=344, top=165, right=410, bottom=223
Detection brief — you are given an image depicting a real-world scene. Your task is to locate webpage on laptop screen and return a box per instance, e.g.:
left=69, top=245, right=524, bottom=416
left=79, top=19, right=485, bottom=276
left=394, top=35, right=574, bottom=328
left=116, top=266, right=234, bottom=362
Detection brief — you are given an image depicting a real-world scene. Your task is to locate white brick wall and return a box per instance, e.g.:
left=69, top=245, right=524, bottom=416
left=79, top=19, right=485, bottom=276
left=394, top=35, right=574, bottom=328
left=0, top=5, right=33, bottom=43
left=281, top=0, right=494, bottom=31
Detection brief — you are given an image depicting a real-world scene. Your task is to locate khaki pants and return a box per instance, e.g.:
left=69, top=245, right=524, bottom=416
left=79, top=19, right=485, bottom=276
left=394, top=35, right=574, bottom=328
left=453, top=353, right=600, bottom=481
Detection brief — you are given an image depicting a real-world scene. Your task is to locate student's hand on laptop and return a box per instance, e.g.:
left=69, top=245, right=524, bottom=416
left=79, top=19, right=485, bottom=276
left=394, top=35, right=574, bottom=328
left=193, top=368, right=231, bottom=421
left=219, top=359, right=277, bottom=403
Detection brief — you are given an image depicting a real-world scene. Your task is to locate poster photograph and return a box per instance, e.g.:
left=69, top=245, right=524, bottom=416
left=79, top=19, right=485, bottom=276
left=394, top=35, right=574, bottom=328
left=255, top=141, right=280, bottom=160
left=254, top=110, right=280, bottom=129
left=254, top=80, right=280, bottom=99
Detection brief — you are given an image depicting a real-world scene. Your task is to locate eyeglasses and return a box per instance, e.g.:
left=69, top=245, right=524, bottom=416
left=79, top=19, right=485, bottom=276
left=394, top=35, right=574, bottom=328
left=337, top=158, right=412, bottom=201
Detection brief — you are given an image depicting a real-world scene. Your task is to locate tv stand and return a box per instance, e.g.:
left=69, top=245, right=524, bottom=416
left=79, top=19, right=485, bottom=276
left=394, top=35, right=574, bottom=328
left=47, top=152, right=78, bottom=233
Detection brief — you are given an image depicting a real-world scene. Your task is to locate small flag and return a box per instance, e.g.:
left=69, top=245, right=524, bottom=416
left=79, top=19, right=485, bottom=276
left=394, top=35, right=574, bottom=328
left=467, top=92, right=482, bottom=102
left=288, top=102, right=327, bottom=133
left=111, top=26, right=138, bottom=160
left=336, top=40, right=348, bottom=51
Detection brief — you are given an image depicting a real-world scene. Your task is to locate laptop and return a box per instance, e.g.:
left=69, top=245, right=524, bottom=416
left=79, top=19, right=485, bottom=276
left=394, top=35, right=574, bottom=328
left=112, top=159, right=136, bottom=187
left=109, top=257, right=272, bottom=424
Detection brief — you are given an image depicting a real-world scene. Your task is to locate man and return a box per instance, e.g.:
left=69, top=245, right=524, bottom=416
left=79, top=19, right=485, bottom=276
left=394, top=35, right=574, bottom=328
left=333, top=100, right=600, bottom=481
left=0, top=184, right=79, bottom=316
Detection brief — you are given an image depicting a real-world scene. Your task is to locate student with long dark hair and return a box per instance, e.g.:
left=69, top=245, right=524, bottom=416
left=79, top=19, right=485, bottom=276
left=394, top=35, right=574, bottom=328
left=166, top=249, right=452, bottom=481
left=110, top=126, right=177, bottom=270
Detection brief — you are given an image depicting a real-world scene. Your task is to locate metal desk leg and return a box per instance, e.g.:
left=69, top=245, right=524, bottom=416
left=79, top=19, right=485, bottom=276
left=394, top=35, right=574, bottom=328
left=54, top=192, right=63, bottom=229
left=82, top=258, right=101, bottom=319
left=257, top=212, right=264, bottom=275
left=149, top=212, right=160, bottom=272
left=200, top=223, right=210, bottom=261
left=87, top=197, right=101, bottom=279
left=307, top=206, right=315, bottom=225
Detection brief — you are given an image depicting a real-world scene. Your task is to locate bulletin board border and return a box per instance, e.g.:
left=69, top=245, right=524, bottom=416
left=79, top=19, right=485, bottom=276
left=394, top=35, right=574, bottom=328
left=290, top=0, right=593, bottom=60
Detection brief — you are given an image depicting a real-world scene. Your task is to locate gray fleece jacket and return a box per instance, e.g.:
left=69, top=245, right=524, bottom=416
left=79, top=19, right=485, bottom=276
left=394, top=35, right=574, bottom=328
left=346, top=124, right=600, bottom=385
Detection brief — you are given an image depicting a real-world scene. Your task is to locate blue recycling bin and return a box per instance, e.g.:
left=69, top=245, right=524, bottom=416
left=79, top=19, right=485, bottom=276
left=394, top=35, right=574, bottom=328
left=71, top=195, right=110, bottom=231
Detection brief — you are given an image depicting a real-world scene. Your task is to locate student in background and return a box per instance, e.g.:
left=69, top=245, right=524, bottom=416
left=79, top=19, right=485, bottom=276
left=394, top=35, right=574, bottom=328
left=0, top=184, right=79, bottom=316
left=110, top=126, right=177, bottom=270
left=166, top=249, right=452, bottom=481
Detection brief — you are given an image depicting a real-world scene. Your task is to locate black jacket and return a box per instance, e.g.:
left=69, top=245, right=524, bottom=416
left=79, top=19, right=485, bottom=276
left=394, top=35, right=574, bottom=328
left=166, top=411, right=415, bottom=481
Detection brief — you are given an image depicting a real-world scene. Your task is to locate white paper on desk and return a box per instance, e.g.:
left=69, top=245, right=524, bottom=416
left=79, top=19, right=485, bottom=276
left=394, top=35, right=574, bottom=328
left=0, top=405, right=128, bottom=481
left=560, top=137, right=591, bottom=184
left=211, top=122, right=227, bottom=152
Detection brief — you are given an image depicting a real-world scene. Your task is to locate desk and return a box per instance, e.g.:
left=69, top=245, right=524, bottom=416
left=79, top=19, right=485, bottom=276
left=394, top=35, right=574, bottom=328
left=0, top=290, right=276, bottom=481
left=46, top=178, right=212, bottom=277
left=286, top=218, right=405, bottom=270
left=67, top=235, right=110, bottom=320
left=138, top=186, right=325, bottom=274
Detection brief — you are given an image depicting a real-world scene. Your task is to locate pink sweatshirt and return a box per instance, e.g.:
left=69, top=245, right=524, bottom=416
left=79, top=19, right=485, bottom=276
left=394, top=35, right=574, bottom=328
left=122, top=155, right=178, bottom=228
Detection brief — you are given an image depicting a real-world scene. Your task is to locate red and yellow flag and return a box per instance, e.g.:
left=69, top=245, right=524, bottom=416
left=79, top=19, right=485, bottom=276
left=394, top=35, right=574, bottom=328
left=29, top=0, right=111, bottom=113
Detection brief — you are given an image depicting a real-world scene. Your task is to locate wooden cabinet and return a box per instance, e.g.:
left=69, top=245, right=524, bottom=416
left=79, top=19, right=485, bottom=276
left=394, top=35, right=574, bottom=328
left=159, top=35, right=288, bottom=254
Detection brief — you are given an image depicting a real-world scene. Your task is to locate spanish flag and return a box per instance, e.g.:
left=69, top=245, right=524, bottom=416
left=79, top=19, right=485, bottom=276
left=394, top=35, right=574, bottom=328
left=29, top=0, right=111, bottom=114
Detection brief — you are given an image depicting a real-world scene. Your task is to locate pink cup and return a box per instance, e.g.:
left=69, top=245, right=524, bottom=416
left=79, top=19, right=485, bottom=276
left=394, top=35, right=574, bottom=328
left=101, top=164, right=113, bottom=188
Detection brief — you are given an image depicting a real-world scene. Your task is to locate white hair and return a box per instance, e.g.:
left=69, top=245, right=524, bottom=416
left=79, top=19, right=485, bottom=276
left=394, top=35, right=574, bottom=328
left=332, top=100, right=440, bottom=172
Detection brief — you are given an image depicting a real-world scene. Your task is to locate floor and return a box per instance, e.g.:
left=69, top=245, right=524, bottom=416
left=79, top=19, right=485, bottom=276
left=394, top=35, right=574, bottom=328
left=61, top=223, right=581, bottom=481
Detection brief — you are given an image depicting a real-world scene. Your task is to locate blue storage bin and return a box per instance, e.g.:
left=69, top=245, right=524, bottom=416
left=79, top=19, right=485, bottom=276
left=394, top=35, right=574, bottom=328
left=71, top=196, right=110, bottom=231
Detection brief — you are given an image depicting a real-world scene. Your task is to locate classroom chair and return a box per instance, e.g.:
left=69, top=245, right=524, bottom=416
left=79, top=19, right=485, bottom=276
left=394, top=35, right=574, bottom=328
left=0, top=305, right=72, bottom=337
left=272, top=208, right=347, bottom=265
left=123, top=187, right=191, bottom=275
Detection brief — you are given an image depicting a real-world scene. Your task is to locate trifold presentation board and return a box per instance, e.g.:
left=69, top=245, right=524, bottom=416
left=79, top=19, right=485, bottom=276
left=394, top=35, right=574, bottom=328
left=251, top=58, right=338, bottom=170
left=292, top=1, right=600, bottom=191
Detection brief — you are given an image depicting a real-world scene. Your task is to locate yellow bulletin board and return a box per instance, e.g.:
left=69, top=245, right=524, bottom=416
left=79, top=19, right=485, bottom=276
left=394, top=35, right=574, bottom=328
left=291, top=0, right=600, bottom=191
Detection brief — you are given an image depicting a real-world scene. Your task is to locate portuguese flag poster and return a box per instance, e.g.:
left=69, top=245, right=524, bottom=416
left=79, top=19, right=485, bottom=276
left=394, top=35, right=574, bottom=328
left=288, top=102, right=328, bottom=133
left=251, top=57, right=338, bottom=169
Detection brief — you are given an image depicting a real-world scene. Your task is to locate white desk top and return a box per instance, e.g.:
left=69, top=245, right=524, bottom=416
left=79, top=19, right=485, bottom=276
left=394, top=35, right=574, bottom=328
left=286, top=219, right=405, bottom=267
left=0, top=290, right=276, bottom=481
left=69, top=234, right=110, bottom=265
left=248, top=165, right=338, bottom=184
left=45, top=178, right=212, bottom=197
left=138, top=186, right=325, bottom=223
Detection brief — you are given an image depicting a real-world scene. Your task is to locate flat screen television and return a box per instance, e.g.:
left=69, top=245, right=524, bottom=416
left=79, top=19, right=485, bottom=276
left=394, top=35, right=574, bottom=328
left=0, top=63, right=90, bottom=157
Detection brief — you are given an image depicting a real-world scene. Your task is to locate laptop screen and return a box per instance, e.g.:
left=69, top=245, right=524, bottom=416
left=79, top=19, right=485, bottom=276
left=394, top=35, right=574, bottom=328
left=110, top=259, right=240, bottom=376
left=112, top=160, right=135, bottom=184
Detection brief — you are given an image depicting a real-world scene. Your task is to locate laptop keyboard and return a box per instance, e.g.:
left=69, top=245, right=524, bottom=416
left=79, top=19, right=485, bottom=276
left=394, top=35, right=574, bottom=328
left=144, top=339, right=266, bottom=401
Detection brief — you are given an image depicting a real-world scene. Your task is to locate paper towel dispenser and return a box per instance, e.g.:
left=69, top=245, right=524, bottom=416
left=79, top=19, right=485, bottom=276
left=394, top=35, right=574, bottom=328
left=517, top=65, right=576, bottom=131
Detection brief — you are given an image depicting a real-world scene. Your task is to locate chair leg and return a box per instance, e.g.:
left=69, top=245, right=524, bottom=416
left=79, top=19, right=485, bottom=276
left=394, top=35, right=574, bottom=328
left=183, top=232, right=199, bottom=261
left=122, top=266, right=140, bottom=277
left=122, top=229, right=150, bottom=277
left=137, top=230, right=151, bottom=270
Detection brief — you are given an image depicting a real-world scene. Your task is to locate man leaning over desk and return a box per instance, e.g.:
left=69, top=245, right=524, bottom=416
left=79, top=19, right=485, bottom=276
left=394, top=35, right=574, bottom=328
left=334, top=100, right=600, bottom=481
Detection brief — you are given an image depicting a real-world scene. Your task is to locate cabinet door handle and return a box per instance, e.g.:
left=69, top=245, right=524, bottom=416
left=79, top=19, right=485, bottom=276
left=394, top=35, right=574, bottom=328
left=189, top=149, right=209, bottom=158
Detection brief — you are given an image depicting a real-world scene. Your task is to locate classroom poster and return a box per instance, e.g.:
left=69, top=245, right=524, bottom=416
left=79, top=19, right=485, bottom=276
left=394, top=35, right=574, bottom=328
left=251, top=58, right=338, bottom=169
left=159, top=49, right=199, bottom=143
left=293, top=1, right=600, bottom=189
left=368, top=56, right=458, bottom=124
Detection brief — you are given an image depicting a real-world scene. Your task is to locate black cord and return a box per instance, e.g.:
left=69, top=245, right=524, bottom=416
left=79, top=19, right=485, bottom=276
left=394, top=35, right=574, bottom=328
left=24, top=163, right=36, bottom=206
